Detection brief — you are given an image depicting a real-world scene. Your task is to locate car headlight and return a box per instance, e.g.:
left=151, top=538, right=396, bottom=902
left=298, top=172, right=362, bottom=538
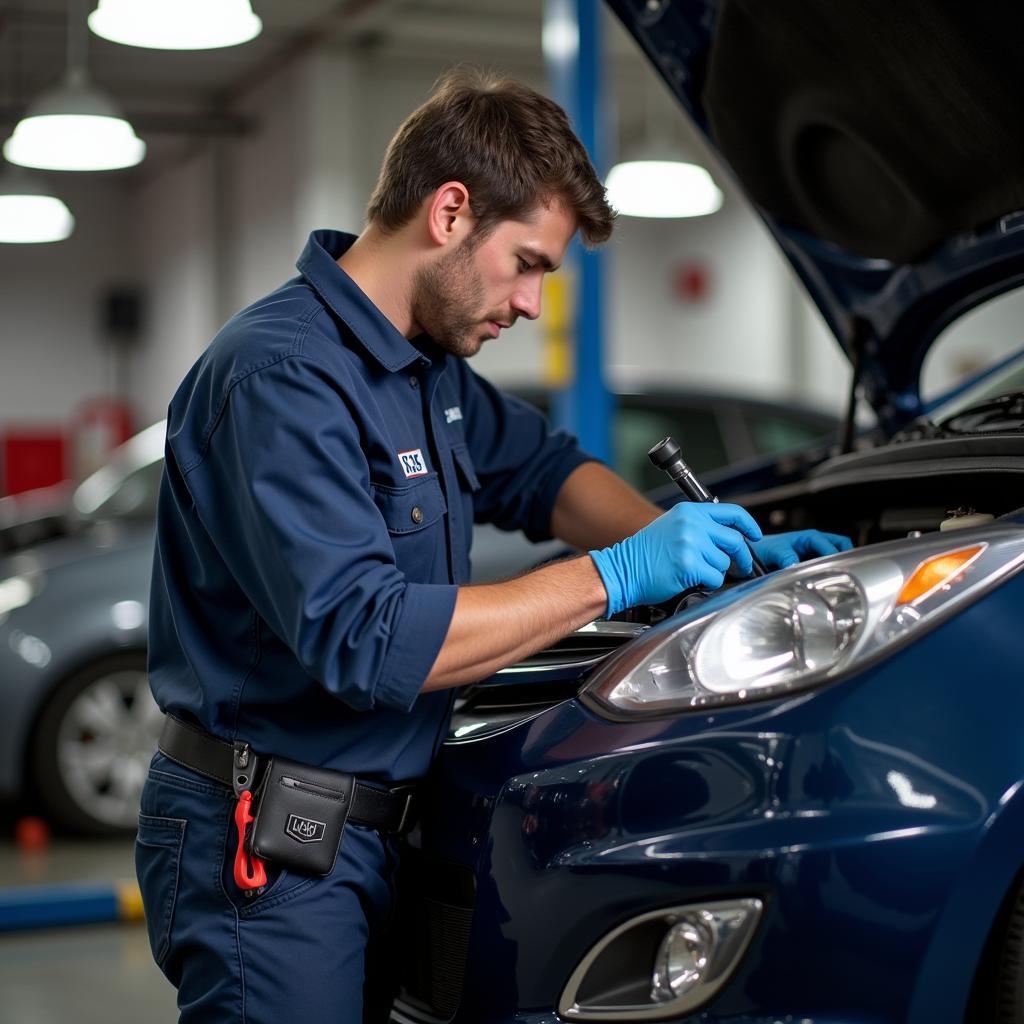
left=581, top=523, right=1024, bottom=719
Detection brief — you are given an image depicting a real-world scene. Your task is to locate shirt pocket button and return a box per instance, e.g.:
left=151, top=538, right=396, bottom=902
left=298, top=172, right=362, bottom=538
left=410, top=506, right=424, bottom=524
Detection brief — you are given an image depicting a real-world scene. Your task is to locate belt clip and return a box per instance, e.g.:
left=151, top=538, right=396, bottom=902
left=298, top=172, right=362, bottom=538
left=231, top=742, right=266, bottom=891
left=231, top=740, right=257, bottom=798
left=395, top=789, right=415, bottom=834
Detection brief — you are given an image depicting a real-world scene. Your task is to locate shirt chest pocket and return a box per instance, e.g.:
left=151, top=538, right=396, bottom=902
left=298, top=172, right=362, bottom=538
left=371, top=473, right=447, bottom=535
left=371, top=474, right=448, bottom=580
left=451, top=443, right=480, bottom=494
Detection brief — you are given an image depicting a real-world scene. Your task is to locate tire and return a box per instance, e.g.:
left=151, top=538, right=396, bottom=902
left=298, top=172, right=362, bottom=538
left=967, top=875, right=1024, bottom=1023
left=30, top=652, right=162, bottom=836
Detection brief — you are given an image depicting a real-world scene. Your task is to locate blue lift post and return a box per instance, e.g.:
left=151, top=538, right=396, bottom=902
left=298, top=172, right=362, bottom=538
left=543, top=0, right=614, bottom=464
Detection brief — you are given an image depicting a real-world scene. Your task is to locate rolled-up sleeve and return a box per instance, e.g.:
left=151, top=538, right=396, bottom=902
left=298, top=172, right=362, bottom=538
left=457, top=363, right=598, bottom=542
left=179, top=355, right=456, bottom=713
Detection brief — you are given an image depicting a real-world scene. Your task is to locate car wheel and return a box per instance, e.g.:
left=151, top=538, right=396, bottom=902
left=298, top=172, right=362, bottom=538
left=30, top=652, right=162, bottom=836
left=967, top=875, right=1024, bottom=1023
left=992, top=883, right=1024, bottom=1022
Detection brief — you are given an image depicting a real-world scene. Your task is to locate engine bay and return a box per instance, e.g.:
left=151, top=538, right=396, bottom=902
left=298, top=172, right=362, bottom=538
left=452, top=394, right=1024, bottom=726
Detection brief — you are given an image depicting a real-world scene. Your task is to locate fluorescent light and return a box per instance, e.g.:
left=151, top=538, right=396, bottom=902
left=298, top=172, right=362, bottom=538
left=0, top=194, right=74, bottom=243
left=89, top=0, right=262, bottom=50
left=3, top=73, right=145, bottom=172
left=606, top=160, right=723, bottom=219
left=0, top=170, right=74, bottom=243
left=5, top=115, right=145, bottom=172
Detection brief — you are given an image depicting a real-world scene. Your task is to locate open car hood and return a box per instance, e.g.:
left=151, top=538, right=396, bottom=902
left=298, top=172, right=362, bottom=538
left=606, top=0, right=1024, bottom=432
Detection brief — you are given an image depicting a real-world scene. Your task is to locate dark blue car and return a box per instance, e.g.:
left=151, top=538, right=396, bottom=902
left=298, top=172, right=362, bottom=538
left=390, top=3, right=1024, bottom=1022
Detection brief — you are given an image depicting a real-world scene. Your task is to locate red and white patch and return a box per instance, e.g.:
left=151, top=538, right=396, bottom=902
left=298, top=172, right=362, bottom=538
left=397, top=449, right=428, bottom=478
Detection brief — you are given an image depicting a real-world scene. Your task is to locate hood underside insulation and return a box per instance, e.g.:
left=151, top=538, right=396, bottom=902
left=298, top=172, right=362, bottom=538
left=703, top=0, right=1024, bottom=262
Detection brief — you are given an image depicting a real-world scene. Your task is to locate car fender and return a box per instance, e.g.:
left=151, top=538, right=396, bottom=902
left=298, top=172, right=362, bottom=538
left=908, top=777, right=1024, bottom=1023
left=0, top=531, right=151, bottom=795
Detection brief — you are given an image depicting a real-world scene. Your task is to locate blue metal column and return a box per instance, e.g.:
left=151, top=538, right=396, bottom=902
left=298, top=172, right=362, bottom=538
left=543, top=0, right=613, bottom=464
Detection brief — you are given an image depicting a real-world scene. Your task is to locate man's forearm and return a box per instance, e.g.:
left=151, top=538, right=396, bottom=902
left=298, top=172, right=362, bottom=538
left=423, top=463, right=658, bottom=693
left=549, top=461, right=662, bottom=551
left=422, top=555, right=608, bottom=691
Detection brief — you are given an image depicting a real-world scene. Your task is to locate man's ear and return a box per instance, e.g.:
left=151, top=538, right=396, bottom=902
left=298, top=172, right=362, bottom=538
left=426, top=182, right=475, bottom=248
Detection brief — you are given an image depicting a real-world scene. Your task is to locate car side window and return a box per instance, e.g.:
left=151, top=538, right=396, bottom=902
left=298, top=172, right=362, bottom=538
left=743, top=410, right=833, bottom=457
left=615, top=405, right=727, bottom=490
left=88, top=458, right=164, bottom=521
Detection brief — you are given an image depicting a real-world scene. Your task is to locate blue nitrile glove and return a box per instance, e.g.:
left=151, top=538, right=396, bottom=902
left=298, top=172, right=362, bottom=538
left=750, top=530, right=854, bottom=570
left=590, top=503, right=763, bottom=615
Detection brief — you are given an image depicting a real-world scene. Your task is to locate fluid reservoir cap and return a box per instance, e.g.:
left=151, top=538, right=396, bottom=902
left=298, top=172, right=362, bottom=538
left=940, top=509, right=995, bottom=531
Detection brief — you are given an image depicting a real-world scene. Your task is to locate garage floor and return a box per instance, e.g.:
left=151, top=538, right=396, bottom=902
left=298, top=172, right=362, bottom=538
left=0, top=808, right=178, bottom=1023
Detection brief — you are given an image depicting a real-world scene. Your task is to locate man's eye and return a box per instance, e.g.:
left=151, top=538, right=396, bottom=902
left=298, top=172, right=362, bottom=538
left=518, top=258, right=533, bottom=273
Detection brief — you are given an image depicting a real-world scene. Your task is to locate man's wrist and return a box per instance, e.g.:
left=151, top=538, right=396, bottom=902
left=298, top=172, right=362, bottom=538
left=588, top=546, right=620, bottom=617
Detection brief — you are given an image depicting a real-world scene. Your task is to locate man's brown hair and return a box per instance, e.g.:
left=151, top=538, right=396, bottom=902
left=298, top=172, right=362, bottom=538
left=366, top=68, right=615, bottom=248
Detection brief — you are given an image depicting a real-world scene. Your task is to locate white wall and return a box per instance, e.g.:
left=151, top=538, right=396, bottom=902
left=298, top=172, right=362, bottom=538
left=127, top=50, right=367, bottom=426
left=130, top=150, right=219, bottom=426
left=0, top=175, right=134, bottom=426
left=606, top=187, right=793, bottom=397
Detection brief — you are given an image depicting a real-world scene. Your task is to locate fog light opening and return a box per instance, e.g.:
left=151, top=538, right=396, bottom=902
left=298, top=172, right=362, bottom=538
left=559, top=897, right=763, bottom=1021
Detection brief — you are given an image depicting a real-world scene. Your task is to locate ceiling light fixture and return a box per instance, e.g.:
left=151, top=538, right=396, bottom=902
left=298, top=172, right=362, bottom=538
left=606, top=158, right=723, bottom=218
left=606, top=74, right=723, bottom=219
left=0, top=167, right=75, bottom=243
left=3, top=1, right=145, bottom=172
left=88, top=0, right=263, bottom=51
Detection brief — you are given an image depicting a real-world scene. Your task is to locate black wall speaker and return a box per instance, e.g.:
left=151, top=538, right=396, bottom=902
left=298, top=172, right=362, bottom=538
left=102, top=286, right=145, bottom=343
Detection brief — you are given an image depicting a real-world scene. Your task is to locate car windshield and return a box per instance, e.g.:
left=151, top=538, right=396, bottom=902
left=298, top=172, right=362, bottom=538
left=71, top=421, right=165, bottom=524
left=929, top=350, right=1024, bottom=425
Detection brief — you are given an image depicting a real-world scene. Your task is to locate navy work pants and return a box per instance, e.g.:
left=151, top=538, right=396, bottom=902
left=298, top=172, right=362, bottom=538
left=135, top=752, right=401, bottom=1023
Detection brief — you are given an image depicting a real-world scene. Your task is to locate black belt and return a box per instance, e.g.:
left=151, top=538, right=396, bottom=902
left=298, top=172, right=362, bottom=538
left=158, top=715, right=415, bottom=834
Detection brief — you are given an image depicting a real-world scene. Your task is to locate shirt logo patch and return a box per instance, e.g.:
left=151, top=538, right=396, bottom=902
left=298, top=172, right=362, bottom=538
left=397, top=449, right=429, bottom=478
left=444, top=406, right=463, bottom=424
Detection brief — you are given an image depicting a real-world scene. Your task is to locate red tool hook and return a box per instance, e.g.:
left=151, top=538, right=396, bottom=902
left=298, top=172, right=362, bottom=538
left=233, top=790, right=267, bottom=890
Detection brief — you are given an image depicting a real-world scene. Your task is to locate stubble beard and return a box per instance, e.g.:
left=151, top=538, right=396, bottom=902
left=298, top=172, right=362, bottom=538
left=411, top=240, right=497, bottom=358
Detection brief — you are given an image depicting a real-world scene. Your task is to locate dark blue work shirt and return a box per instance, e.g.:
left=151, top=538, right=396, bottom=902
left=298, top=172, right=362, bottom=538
left=148, top=230, right=593, bottom=781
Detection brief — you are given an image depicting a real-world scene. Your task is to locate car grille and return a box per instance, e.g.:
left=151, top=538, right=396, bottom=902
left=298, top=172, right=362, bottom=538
left=446, top=621, right=647, bottom=744
left=508, top=620, right=647, bottom=669
left=426, top=898, right=474, bottom=1018
left=394, top=855, right=475, bottom=1023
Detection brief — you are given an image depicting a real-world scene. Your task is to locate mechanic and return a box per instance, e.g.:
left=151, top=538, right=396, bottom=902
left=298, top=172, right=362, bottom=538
left=136, top=68, right=851, bottom=1024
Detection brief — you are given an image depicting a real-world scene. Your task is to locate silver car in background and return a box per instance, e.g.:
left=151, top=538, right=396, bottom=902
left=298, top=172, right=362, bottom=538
left=0, top=424, right=164, bottom=834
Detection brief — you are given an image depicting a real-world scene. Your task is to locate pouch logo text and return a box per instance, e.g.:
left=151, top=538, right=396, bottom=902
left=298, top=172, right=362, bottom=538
left=285, top=814, right=326, bottom=844
left=397, top=448, right=428, bottom=478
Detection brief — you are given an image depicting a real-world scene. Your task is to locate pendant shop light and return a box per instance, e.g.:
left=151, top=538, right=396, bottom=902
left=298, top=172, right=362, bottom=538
left=88, top=0, right=262, bottom=51
left=606, top=76, right=723, bottom=219
left=0, top=167, right=75, bottom=243
left=605, top=157, right=723, bottom=218
left=3, top=0, right=145, bottom=172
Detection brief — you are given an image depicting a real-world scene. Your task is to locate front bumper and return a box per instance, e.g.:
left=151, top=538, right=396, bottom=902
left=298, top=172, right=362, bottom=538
left=400, top=582, right=1024, bottom=1024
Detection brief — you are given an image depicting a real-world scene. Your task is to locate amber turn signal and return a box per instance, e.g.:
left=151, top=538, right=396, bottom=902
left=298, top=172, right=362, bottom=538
left=896, top=545, right=986, bottom=606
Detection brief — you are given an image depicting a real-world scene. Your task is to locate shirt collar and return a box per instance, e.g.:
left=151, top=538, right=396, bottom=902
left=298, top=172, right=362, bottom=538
left=297, top=229, right=428, bottom=373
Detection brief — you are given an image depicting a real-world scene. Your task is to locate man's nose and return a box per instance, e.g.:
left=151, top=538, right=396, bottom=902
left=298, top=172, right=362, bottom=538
left=511, top=277, right=543, bottom=321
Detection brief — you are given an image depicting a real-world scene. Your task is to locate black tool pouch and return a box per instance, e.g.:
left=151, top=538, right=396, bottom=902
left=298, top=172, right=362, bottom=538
left=249, top=757, right=354, bottom=877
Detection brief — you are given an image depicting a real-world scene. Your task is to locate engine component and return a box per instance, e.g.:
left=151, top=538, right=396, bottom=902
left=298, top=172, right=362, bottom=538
left=940, top=507, right=996, bottom=531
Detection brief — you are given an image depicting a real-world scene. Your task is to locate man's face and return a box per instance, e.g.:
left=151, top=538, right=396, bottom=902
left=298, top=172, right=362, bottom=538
left=412, top=199, right=576, bottom=357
